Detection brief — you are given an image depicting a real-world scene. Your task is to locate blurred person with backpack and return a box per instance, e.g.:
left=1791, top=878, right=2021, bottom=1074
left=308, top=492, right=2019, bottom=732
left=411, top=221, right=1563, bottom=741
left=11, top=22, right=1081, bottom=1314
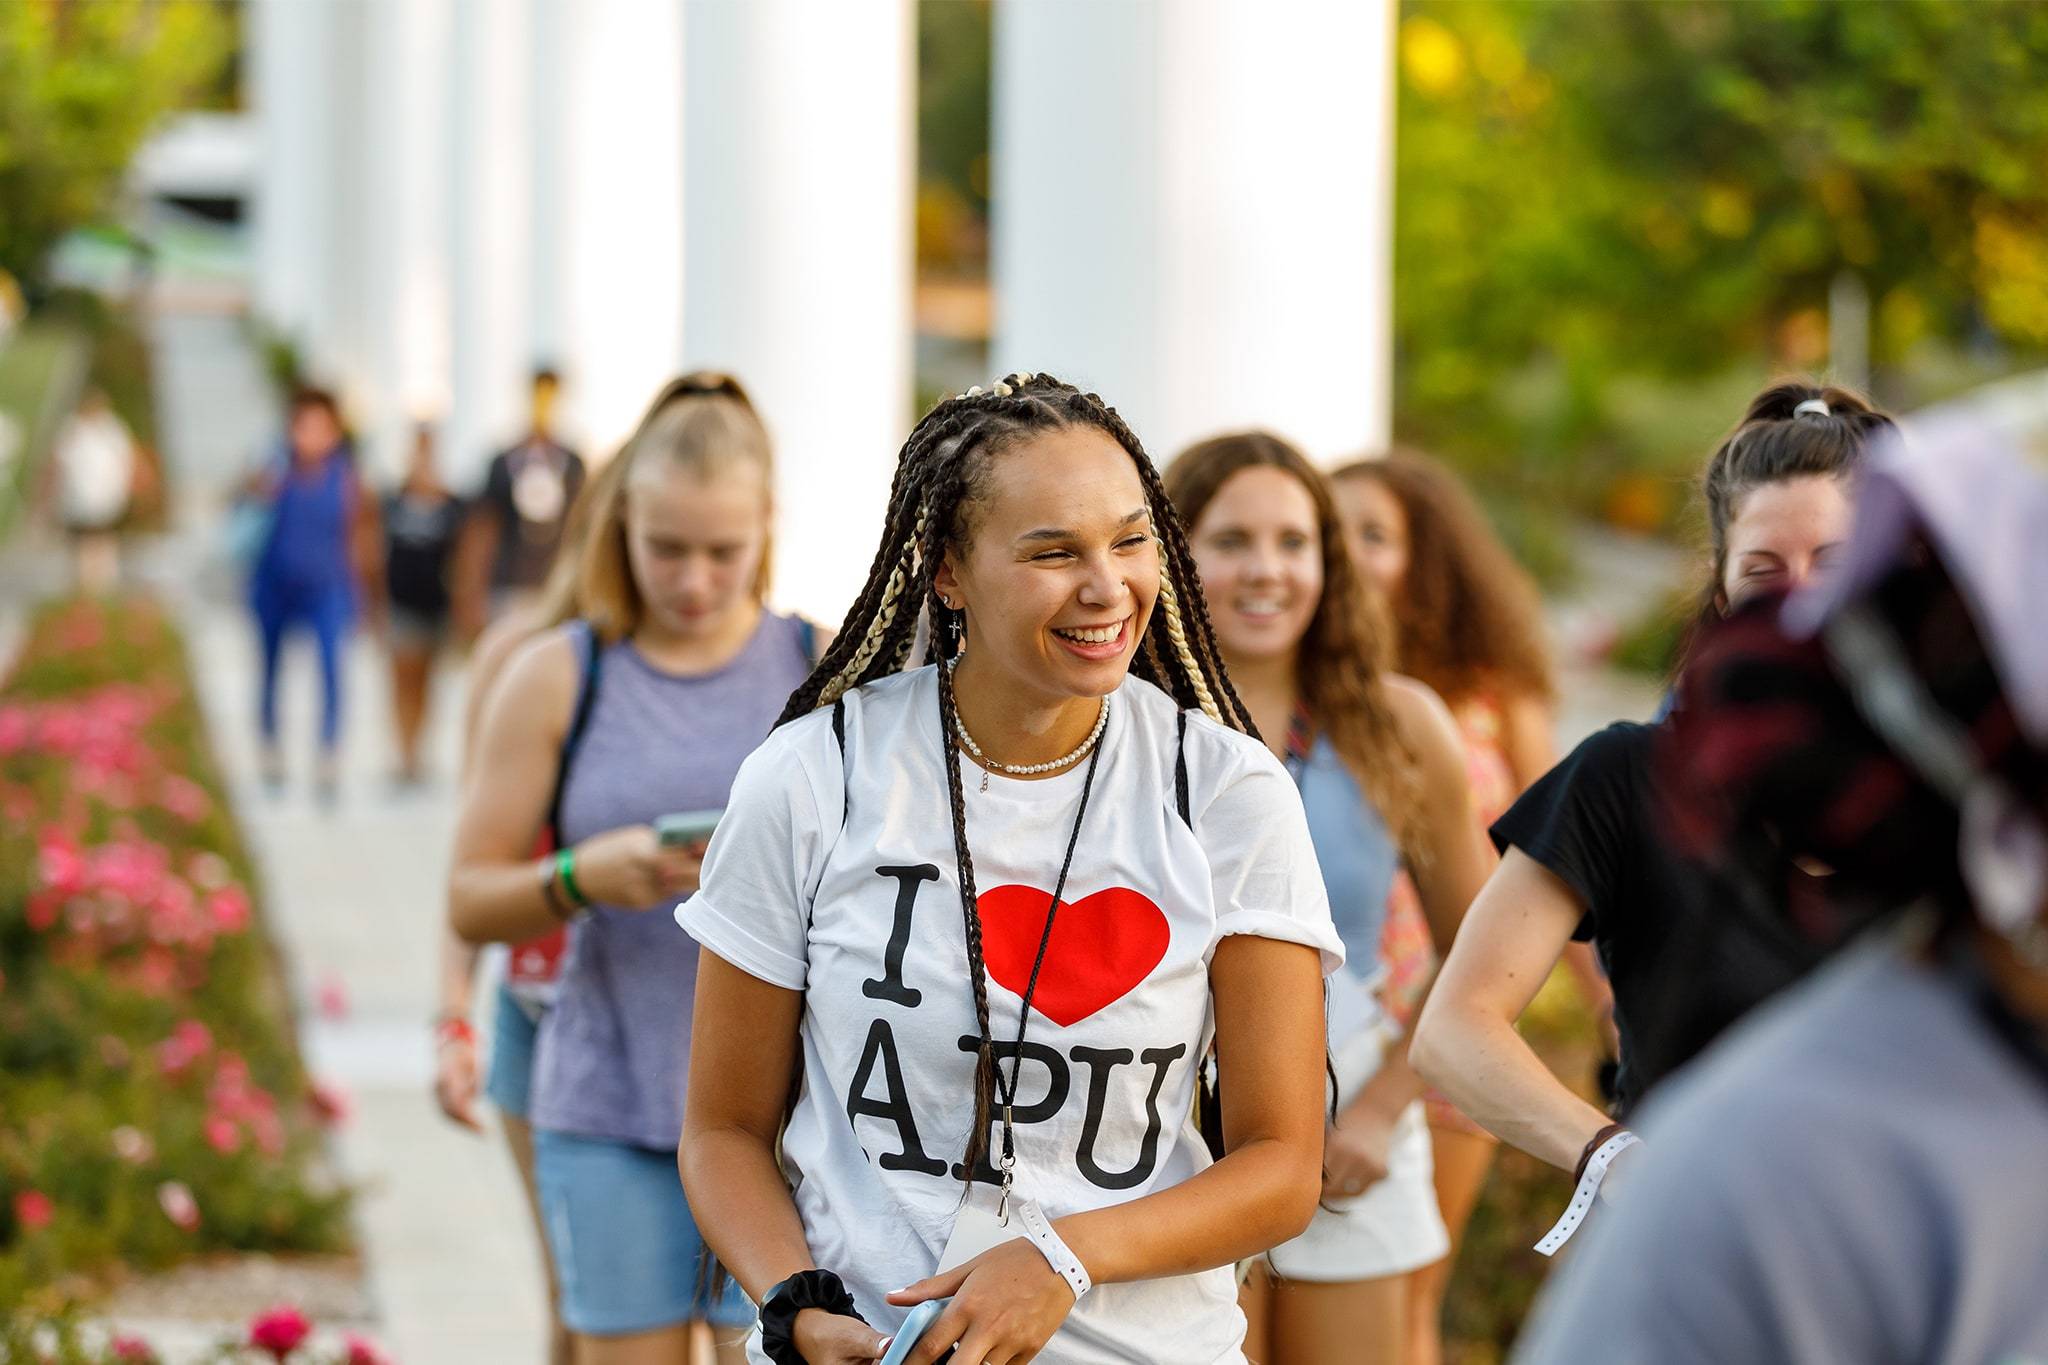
left=450, top=374, right=810, bottom=1364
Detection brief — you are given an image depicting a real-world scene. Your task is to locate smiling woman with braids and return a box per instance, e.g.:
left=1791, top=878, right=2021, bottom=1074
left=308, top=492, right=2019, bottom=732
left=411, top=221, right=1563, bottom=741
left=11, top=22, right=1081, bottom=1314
left=678, top=374, right=1342, bottom=1365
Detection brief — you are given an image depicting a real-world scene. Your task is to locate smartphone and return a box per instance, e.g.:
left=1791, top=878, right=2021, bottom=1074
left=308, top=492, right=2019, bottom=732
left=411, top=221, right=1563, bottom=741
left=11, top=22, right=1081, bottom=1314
left=654, top=808, right=722, bottom=849
left=878, top=1300, right=947, bottom=1365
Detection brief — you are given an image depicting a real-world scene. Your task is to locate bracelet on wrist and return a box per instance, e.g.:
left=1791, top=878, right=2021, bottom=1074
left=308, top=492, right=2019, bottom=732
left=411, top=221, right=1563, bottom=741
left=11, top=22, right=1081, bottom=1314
left=1572, top=1122, right=1630, bottom=1185
left=1016, top=1201, right=1092, bottom=1301
left=539, top=855, right=573, bottom=920
left=434, top=1015, right=477, bottom=1048
left=1536, top=1125, right=1640, bottom=1257
left=554, top=847, right=589, bottom=910
left=759, top=1269, right=864, bottom=1365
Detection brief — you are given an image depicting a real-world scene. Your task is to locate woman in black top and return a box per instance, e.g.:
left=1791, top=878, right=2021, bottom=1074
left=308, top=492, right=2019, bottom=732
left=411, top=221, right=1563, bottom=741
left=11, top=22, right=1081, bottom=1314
left=382, top=422, right=466, bottom=785
left=1412, top=380, right=1895, bottom=1176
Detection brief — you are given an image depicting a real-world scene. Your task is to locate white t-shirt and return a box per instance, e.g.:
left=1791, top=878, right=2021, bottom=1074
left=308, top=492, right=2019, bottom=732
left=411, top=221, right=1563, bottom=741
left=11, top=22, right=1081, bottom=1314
left=56, top=409, right=135, bottom=528
left=681, top=667, right=1341, bottom=1365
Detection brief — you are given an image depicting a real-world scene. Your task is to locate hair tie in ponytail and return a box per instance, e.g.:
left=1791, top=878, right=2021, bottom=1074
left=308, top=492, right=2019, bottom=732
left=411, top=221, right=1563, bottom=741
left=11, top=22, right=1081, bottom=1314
left=1794, top=398, right=1831, bottom=418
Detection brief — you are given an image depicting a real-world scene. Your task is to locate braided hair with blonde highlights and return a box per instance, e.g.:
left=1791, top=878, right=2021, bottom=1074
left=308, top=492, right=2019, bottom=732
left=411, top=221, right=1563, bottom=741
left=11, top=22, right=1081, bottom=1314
left=776, top=372, right=1252, bottom=1184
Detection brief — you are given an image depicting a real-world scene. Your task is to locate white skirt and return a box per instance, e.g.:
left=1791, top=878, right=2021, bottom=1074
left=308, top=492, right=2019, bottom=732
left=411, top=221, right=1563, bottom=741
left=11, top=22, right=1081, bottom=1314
left=1262, top=1011, right=1450, bottom=1283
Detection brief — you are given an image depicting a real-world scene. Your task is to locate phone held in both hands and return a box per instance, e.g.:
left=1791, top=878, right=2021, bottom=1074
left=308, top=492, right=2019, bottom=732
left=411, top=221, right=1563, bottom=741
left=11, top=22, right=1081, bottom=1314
left=653, top=808, right=722, bottom=849
left=877, top=1300, right=948, bottom=1365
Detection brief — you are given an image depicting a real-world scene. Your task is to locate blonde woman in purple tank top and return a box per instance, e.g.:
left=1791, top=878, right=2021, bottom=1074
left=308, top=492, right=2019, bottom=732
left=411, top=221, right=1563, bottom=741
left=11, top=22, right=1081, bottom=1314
left=451, top=374, right=826, bottom=1365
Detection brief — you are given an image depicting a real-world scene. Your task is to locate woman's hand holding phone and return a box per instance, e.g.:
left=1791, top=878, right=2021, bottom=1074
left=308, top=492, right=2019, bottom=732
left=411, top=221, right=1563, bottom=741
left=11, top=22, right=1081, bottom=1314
left=569, top=825, right=702, bottom=909
left=885, top=1238, right=1076, bottom=1364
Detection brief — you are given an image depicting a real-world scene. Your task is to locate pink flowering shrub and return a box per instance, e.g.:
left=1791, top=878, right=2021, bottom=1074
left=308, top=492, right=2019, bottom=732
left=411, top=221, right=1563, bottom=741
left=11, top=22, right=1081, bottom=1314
left=0, top=597, right=350, bottom=1313
left=246, top=1305, right=312, bottom=1359
left=0, top=1306, right=393, bottom=1363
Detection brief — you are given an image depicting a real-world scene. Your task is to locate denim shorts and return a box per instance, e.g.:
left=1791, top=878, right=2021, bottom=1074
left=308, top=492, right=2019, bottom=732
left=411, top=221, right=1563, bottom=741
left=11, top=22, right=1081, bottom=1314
left=484, top=977, right=539, bottom=1119
left=532, top=1128, right=756, bottom=1335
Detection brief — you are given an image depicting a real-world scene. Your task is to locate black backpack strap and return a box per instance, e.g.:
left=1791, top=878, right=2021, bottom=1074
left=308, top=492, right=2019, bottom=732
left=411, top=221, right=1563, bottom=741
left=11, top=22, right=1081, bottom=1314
left=1175, top=708, right=1192, bottom=827
left=831, top=696, right=850, bottom=825
left=1179, top=706, right=1229, bottom=1159
left=545, top=620, right=603, bottom=845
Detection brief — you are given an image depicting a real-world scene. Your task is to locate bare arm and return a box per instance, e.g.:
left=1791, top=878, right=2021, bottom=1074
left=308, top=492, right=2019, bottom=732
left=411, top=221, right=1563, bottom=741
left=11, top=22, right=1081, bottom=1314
left=439, top=611, right=544, bottom=1012
left=1498, top=688, right=1559, bottom=794
left=1499, top=690, right=1618, bottom=1043
left=434, top=609, right=547, bottom=1123
left=446, top=634, right=579, bottom=945
left=1330, top=677, right=1497, bottom=1167
left=450, top=506, right=499, bottom=645
left=448, top=629, right=703, bottom=945
left=680, top=950, right=889, bottom=1363
left=350, top=472, right=386, bottom=631
left=1411, top=848, right=1612, bottom=1169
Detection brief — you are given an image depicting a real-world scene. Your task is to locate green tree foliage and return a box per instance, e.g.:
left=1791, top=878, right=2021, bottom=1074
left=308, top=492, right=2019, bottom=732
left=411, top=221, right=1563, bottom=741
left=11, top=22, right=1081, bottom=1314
left=1395, top=0, right=2048, bottom=513
left=917, top=0, right=994, bottom=277
left=0, top=0, right=233, bottom=295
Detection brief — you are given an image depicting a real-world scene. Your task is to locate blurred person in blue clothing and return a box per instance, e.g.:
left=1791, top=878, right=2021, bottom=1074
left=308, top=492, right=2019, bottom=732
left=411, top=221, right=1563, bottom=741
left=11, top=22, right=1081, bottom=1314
left=244, top=386, right=379, bottom=800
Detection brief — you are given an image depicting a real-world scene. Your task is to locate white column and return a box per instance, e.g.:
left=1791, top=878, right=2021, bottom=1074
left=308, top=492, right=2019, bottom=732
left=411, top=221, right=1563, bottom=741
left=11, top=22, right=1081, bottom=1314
left=319, top=2, right=376, bottom=418
left=444, top=0, right=536, bottom=490
left=248, top=0, right=340, bottom=369
left=552, top=0, right=686, bottom=461
left=358, top=0, right=453, bottom=481
left=993, top=0, right=1395, bottom=464
left=527, top=0, right=569, bottom=370
left=681, top=0, right=914, bottom=622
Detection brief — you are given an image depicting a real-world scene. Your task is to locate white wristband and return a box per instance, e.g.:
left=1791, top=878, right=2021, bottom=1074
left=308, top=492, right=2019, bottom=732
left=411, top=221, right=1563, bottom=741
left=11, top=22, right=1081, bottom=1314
left=1014, top=1200, right=1091, bottom=1301
left=1533, top=1130, right=1640, bottom=1258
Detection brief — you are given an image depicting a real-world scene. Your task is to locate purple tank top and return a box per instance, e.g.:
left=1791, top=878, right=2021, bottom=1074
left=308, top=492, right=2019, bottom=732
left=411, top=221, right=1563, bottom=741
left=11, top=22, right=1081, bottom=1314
left=529, top=610, right=813, bottom=1148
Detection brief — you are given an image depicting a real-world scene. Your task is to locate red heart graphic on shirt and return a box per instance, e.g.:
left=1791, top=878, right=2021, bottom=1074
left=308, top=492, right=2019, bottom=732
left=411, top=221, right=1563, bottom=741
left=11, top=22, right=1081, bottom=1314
left=977, top=884, right=1171, bottom=1027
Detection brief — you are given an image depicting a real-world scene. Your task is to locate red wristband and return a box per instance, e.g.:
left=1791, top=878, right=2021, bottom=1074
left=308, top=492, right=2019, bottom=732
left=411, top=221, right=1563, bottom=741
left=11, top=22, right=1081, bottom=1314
left=435, top=1016, right=477, bottom=1048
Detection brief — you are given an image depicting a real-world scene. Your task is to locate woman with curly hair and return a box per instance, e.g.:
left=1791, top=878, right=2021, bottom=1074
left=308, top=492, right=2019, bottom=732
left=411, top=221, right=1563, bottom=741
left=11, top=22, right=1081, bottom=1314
left=1330, top=451, right=1606, bottom=1364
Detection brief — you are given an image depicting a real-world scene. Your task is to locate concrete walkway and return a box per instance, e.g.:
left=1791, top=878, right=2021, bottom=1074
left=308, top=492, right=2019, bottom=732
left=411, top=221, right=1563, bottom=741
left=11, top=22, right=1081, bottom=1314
left=147, top=302, right=550, bottom=1364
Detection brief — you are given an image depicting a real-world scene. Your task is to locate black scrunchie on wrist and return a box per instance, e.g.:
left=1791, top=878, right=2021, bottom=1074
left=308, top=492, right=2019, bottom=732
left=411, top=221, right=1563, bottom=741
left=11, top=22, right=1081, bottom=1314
left=760, top=1268, right=865, bottom=1364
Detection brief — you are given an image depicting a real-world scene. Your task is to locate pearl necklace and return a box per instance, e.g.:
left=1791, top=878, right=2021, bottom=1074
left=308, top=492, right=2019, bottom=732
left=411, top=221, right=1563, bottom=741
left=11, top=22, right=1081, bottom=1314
left=955, top=695, right=1111, bottom=792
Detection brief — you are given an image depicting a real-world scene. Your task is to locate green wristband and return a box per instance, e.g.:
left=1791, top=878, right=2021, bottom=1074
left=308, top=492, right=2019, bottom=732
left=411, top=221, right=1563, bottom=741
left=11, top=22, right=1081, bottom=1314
left=555, top=847, right=589, bottom=909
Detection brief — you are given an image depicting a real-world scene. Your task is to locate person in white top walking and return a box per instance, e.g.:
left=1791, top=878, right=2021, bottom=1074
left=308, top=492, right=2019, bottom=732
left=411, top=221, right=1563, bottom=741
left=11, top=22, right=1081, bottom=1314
left=679, top=373, right=1343, bottom=1365
left=53, top=388, right=136, bottom=594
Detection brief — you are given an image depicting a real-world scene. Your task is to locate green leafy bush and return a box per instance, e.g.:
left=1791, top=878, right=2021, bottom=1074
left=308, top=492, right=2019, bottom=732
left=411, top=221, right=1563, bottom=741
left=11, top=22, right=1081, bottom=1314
left=0, top=596, right=350, bottom=1316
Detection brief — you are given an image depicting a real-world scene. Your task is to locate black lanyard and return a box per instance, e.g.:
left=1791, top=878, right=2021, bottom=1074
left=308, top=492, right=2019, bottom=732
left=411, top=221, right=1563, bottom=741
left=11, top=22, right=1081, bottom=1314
left=981, top=728, right=1108, bottom=1213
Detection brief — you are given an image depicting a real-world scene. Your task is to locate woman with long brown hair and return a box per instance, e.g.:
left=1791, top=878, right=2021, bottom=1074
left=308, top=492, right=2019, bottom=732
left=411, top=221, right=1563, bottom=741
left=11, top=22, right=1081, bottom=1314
left=1329, top=451, right=1607, bottom=1364
left=1165, top=433, right=1496, bottom=1365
